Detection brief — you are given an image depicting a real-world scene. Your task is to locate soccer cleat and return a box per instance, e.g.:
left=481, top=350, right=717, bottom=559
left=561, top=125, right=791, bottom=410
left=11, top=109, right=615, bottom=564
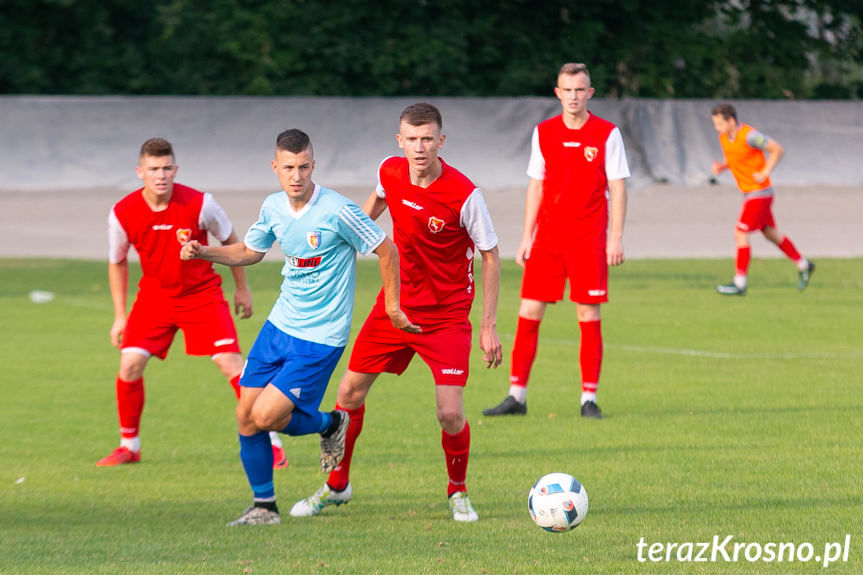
left=320, top=410, right=349, bottom=473
left=716, top=283, right=746, bottom=296
left=482, top=395, right=527, bottom=416
left=226, top=504, right=281, bottom=526
left=448, top=491, right=478, bottom=522
left=580, top=400, right=603, bottom=419
left=798, top=261, right=815, bottom=291
left=272, top=445, right=289, bottom=469
left=290, top=482, right=352, bottom=517
left=96, top=446, right=141, bottom=466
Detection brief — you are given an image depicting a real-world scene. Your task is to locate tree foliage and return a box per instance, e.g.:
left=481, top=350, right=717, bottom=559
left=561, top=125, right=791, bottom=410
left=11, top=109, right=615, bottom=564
left=0, top=0, right=859, bottom=97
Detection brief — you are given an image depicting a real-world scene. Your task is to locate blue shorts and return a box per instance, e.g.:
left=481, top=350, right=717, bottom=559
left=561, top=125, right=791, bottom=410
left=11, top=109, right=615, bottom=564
left=240, top=321, right=344, bottom=415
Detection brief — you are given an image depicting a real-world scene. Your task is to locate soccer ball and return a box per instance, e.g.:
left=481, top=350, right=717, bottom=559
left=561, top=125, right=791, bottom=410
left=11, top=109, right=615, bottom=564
left=528, top=472, right=588, bottom=532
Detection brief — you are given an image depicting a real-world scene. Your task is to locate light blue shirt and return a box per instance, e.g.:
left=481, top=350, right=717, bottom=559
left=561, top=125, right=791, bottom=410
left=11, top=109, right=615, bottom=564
left=244, top=185, right=386, bottom=347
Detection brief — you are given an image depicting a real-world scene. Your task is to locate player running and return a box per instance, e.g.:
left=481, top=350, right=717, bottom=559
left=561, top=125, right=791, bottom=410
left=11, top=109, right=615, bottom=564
left=182, top=128, right=415, bottom=526
left=290, top=103, right=503, bottom=523
left=711, top=103, right=815, bottom=295
left=99, top=137, right=287, bottom=469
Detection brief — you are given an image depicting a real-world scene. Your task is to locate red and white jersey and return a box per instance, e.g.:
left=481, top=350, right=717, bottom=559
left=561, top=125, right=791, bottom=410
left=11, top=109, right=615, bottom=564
left=108, top=183, right=230, bottom=297
left=527, top=113, right=630, bottom=246
left=375, top=156, right=497, bottom=321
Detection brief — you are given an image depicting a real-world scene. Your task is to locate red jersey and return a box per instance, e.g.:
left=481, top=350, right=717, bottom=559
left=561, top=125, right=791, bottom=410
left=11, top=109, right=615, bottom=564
left=376, top=156, right=480, bottom=322
left=534, top=113, right=617, bottom=247
left=111, top=183, right=222, bottom=298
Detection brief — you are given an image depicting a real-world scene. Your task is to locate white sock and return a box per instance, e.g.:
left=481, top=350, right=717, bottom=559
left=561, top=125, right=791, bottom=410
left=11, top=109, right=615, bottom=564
left=580, top=391, right=597, bottom=406
left=269, top=431, right=283, bottom=448
left=734, top=274, right=747, bottom=289
left=120, top=436, right=140, bottom=453
left=797, top=258, right=810, bottom=271
left=509, top=385, right=527, bottom=404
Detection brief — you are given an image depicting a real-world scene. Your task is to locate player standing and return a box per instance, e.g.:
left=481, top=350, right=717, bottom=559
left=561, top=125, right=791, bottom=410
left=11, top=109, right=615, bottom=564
left=483, top=62, right=629, bottom=420
left=181, top=128, right=415, bottom=526
left=100, top=138, right=287, bottom=468
left=711, top=103, right=814, bottom=295
left=290, top=103, right=503, bottom=523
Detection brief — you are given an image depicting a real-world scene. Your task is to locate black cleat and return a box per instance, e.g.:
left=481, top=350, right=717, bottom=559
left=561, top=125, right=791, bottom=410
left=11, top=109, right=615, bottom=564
left=580, top=400, right=603, bottom=419
left=798, top=261, right=815, bottom=291
left=482, top=395, right=527, bottom=416
left=716, top=283, right=746, bottom=296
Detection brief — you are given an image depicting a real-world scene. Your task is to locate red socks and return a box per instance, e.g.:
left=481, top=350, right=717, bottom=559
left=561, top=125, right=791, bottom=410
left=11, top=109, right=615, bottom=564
left=442, top=422, right=471, bottom=496
left=579, top=320, right=603, bottom=393
left=510, top=316, right=541, bottom=386
left=229, top=374, right=242, bottom=399
left=778, top=237, right=802, bottom=262
left=327, top=403, right=365, bottom=491
left=116, top=376, right=144, bottom=439
left=736, top=246, right=751, bottom=275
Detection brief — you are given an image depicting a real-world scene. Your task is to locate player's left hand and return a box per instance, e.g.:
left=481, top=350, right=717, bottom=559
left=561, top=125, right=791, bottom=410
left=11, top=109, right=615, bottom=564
left=607, top=238, right=625, bottom=266
left=388, top=309, right=422, bottom=334
left=753, top=170, right=768, bottom=184
left=234, top=288, right=253, bottom=319
left=480, top=325, right=503, bottom=369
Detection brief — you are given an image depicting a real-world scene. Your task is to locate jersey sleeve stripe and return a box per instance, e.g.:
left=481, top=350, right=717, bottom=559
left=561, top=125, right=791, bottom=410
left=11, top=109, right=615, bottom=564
left=339, top=205, right=385, bottom=254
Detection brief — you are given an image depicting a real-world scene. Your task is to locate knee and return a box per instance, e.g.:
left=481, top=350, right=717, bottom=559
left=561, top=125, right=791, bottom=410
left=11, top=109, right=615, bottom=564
left=436, top=406, right=465, bottom=433
left=118, top=356, right=146, bottom=381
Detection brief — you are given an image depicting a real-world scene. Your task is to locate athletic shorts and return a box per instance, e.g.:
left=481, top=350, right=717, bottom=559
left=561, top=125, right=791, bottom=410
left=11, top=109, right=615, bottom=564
left=240, top=321, right=344, bottom=414
left=520, top=239, right=608, bottom=304
left=348, top=302, right=472, bottom=386
left=122, top=290, right=241, bottom=359
left=737, top=196, right=775, bottom=232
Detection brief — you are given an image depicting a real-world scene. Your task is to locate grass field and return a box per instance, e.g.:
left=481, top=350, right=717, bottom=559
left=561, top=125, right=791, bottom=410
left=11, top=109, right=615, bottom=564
left=1, top=257, right=861, bottom=574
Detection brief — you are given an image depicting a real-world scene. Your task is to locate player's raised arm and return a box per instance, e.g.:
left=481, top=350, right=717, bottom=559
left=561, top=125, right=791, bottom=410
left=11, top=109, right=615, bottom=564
left=373, top=236, right=421, bottom=333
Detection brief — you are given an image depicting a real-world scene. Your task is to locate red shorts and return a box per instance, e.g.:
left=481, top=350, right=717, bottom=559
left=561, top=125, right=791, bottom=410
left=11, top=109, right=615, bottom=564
left=737, top=196, right=775, bottom=232
left=122, top=289, right=241, bottom=359
left=348, top=302, right=472, bottom=386
left=520, top=239, right=608, bottom=304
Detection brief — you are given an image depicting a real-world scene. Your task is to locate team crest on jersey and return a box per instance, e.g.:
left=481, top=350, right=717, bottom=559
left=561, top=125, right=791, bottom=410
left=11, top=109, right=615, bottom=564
left=428, top=217, right=445, bottom=233
left=176, top=228, right=192, bottom=244
left=307, top=231, right=322, bottom=249
left=584, top=147, right=598, bottom=162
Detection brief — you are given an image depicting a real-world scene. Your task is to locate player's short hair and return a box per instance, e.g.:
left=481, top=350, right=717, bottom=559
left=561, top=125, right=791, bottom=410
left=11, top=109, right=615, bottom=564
left=276, top=129, right=312, bottom=154
left=558, top=62, right=591, bottom=83
left=712, top=103, right=738, bottom=122
left=399, top=103, right=442, bottom=129
left=139, top=138, right=174, bottom=159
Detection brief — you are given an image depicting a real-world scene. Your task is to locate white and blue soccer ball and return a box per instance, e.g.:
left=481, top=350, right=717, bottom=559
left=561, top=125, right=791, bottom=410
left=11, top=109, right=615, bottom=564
left=528, top=472, right=588, bottom=532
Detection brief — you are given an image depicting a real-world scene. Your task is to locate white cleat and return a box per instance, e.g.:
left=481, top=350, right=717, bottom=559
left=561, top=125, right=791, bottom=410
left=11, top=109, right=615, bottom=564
left=448, top=491, right=478, bottom=522
left=290, top=482, right=352, bottom=517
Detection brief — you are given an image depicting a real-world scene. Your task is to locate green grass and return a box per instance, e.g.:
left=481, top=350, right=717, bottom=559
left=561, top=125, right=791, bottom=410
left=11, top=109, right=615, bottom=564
left=1, top=257, right=861, bottom=574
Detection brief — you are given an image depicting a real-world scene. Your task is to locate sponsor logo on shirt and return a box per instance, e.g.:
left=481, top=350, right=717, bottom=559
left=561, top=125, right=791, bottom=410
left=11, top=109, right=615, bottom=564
left=287, top=255, right=322, bottom=268
left=441, top=368, right=465, bottom=375
left=428, top=217, right=445, bottom=233
left=563, top=141, right=582, bottom=148
left=584, top=147, right=598, bottom=162
left=214, top=338, right=236, bottom=347
left=152, top=224, right=173, bottom=230
left=175, top=228, right=191, bottom=244
left=402, top=199, right=423, bottom=210
left=307, top=231, right=322, bottom=249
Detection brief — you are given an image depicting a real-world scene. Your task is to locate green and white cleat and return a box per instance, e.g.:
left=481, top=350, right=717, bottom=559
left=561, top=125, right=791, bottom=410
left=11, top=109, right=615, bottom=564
left=290, top=482, right=352, bottom=517
left=448, top=491, right=478, bottom=522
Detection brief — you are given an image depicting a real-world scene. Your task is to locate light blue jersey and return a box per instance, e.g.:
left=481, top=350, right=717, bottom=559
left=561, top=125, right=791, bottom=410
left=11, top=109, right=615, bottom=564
left=244, top=185, right=386, bottom=347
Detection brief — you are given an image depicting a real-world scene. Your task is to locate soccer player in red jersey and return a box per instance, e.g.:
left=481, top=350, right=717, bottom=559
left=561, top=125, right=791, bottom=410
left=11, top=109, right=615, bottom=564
left=711, top=103, right=814, bottom=296
left=290, top=103, right=503, bottom=522
left=97, top=138, right=287, bottom=468
left=483, top=62, right=630, bottom=420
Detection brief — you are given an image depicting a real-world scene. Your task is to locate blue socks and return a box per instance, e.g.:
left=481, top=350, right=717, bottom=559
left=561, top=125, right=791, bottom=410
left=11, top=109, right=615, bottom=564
left=238, top=431, right=274, bottom=500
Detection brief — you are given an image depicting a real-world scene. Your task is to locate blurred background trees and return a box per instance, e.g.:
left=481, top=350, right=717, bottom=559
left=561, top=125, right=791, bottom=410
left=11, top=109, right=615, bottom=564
left=1, top=0, right=860, bottom=98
